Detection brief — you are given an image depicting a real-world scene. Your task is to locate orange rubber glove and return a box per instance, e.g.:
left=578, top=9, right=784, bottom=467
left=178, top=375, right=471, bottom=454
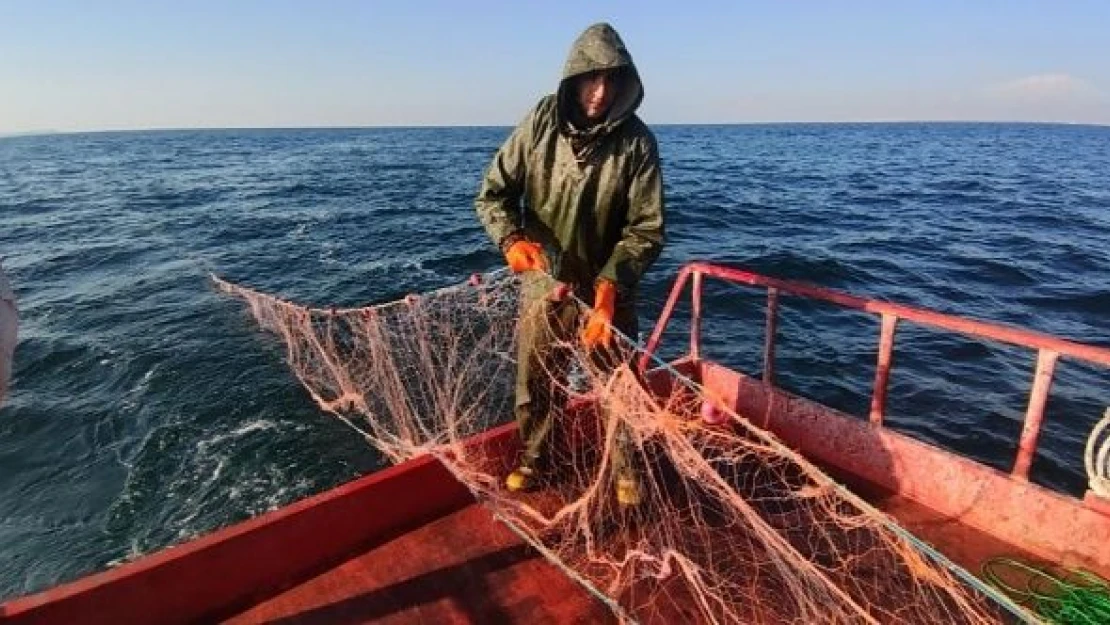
left=504, top=239, right=547, bottom=273
left=581, top=280, right=617, bottom=349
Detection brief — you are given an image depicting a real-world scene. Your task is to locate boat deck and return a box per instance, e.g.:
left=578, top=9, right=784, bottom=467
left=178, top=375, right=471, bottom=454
left=876, top=491, right=1034, bottom=575
left=224, top=502, right=615, bottom=624
left=223, top=482, right=1026, bottom=624
left=833, top=470, right=1043, bottom=578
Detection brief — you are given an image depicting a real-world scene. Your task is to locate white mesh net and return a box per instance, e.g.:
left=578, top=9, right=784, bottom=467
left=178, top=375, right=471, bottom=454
left=214, top=270, right=1024, bottom=624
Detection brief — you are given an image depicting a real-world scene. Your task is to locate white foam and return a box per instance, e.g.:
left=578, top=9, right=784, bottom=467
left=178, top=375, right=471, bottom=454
left=196, top=419, right=280, bottom=452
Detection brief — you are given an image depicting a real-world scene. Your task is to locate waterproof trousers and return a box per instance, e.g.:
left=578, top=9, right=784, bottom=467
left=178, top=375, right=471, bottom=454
left=513, top=274, right=638, bottom=478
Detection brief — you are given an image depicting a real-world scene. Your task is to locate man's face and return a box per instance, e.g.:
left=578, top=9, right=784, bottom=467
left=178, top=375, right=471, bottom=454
left=576, top=70, right=618, bottom=122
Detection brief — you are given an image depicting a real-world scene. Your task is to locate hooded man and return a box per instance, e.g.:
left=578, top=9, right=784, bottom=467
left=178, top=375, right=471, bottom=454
left=475, top=23, right=665, bottom=506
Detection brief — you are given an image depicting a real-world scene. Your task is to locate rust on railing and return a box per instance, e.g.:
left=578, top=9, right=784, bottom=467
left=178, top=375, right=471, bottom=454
left=1013, top=349, right=1060, bottom=480
left=870, top=313, right=899, bottom=427
left=640, top=262, right=1110, bottom=479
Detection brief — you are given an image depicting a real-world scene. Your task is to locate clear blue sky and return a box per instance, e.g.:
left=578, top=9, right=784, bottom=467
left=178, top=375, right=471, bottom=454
left=2, top=1, right=1109, bottom=132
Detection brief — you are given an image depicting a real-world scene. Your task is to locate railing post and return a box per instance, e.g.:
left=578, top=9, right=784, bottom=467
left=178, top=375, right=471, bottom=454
left=690, top=270, right=703, bottom=362
left=1013, top=349, right=1059, bottom=480
left=763, top=288, right=779, bottom=385
left=869, top=314, right=899, bottom=426
left=637, top=265, right=694, bottom=374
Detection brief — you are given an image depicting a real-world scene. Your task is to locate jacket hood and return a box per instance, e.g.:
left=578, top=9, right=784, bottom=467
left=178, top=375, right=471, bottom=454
left=557, top=23, right=644, bottom=135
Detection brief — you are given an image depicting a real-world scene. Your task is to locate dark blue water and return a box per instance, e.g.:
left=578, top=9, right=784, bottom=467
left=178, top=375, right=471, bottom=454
left=1, top=124, right=1108, bottom=600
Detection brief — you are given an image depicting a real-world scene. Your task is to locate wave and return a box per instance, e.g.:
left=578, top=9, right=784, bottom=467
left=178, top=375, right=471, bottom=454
left=742, top=250, right=878, bottom=286
left=2, top=122, right=1108, bottom=599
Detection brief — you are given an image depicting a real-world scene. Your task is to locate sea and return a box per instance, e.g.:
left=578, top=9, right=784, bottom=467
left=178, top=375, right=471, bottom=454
left=1, top=123, right=1108, bottom=600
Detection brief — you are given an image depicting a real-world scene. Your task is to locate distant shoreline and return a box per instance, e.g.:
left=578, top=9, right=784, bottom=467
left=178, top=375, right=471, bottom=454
left=3, top=120, right=1108, bottom=139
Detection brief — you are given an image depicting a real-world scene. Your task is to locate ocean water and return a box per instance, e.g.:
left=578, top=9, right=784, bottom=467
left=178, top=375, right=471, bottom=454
left=1, top=123, right=1108, bottom=600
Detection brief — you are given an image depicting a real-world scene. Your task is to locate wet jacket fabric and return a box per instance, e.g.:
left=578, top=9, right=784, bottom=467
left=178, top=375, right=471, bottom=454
left=475, top=23, right=665, bottom=301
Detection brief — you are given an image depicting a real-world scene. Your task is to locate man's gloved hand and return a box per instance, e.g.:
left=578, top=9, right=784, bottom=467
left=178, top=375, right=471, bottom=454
left=581, top=279, right=617, bottom=349
left=504, top=239, right=548, bottom=273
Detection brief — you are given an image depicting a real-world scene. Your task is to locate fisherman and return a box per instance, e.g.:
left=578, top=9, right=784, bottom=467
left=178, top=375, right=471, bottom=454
left=475, top=23, right=665, bottom=506
left=0, top=261, right=17, bottom=406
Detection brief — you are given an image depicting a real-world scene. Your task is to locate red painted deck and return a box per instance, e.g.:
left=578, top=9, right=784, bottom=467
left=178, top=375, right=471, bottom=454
left=218, top=485, right=1030, bottom=625
left=224, top=503, right=614, bottom=625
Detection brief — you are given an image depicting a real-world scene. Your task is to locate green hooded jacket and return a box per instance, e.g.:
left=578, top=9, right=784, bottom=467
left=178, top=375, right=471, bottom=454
left=475, top=22, right=665, bottom=301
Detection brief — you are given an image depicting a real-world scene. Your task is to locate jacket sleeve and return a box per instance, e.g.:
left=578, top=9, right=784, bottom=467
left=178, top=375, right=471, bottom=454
left=598, top=134, right=665, bottom=293
left=475, top=102, right=541, bottom=250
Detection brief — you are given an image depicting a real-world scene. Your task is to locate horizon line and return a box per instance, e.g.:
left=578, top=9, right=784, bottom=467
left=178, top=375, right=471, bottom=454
left=2, top=119, right=1108, bottom=138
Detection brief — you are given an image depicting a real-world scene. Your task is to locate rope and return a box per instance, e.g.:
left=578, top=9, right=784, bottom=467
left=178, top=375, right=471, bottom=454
left=542, top=275, right=1035, bottom=621
left=983, top=557, right=1110, bottom=624
left=217, top=269, right=1038, bottom=621
left=1085, top=409, right=1110, bottom=498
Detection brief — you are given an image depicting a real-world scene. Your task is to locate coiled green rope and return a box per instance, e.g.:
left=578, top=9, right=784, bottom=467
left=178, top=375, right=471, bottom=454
left=982, top=557, right=1110, bottom=624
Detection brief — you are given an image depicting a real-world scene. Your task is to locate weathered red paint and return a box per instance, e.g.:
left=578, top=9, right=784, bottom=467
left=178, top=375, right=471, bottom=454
left=1085, top=490, right=1110, bottom=517
left=646, top=262, right=1110, bottom=369
left=869, top=313, right=898, bottom=426
left=224, top=504, right=615, bottom=624
left=699, top=361, right=1110, bottom=578
left=1013, top=349, right=1059, bottom=480
left=643, top=262, right=1110, bottom=480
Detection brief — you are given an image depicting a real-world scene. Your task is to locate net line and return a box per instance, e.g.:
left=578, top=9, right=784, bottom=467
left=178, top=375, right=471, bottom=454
left=213, top=269, right=1033, bottom=624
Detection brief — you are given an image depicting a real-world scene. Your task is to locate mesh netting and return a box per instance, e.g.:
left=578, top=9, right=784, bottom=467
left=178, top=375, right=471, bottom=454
left=213, top=270, right=1025, bottom=624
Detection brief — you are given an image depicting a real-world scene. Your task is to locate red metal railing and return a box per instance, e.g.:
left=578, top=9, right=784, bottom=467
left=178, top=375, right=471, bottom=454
left=640, top=261, right=1110, bottom=480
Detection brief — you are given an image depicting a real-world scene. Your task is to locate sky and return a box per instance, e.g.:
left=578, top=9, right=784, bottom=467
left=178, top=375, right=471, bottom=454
left=2, top=1, right=1109, bottom=133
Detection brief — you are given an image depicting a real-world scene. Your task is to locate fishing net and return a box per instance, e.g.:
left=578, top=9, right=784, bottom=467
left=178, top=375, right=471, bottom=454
left=213, top=270, right=1024, bottom=624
